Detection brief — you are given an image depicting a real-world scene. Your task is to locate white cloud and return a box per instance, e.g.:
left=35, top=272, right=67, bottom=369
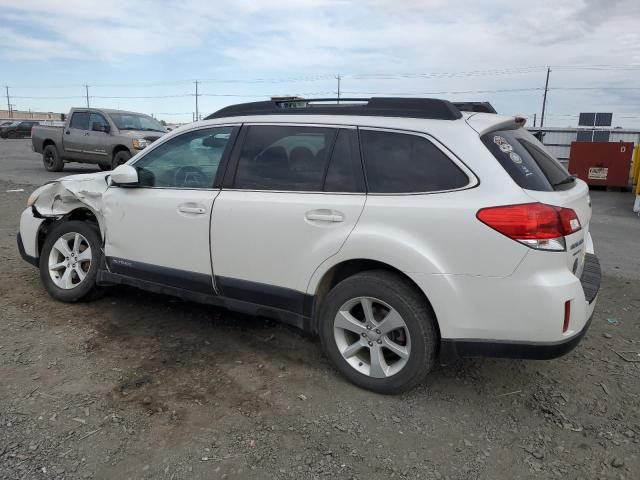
left=0, top=0, right=639, bottom=125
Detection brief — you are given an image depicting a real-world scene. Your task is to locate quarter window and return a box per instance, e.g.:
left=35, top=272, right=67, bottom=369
left=133, top=127, right=233, bottom=188
left=234, top=125, right=336, bottom=191
left=481, top=129, right=570, bottom=191
left=70, top=112, right=90, bottom=130
left=360, top=129, right=469, bottom=193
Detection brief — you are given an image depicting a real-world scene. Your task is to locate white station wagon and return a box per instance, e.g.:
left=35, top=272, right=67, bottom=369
left=18, top=98, right=601, bottom=393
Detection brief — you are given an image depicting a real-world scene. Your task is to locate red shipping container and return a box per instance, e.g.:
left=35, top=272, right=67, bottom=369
left=568, top=141, right=633, bottom=187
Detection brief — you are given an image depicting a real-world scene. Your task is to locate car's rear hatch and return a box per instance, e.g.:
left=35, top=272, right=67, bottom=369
left=472, top=117, right=592, bottom=278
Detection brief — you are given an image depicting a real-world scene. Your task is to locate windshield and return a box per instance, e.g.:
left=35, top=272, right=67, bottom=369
left=109, top=113, right=165, bottom=132
left=3, top=121, right=20, bottom=127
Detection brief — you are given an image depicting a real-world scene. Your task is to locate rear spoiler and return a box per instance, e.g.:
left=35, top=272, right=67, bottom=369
left=453, top=102, right=497, bottom=114
left=465, top=115, right=527, bottom=136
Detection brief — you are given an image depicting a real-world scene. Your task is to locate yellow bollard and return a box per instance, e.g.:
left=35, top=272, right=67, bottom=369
left=634, top=145, right=640, bottom=213
left=633, top=145, right=640, bottom=186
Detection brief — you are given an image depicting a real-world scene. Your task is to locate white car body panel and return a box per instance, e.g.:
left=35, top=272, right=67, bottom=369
left=212, top=190, right=365, bottom=292
left=102, top=187, right=218, bottom=276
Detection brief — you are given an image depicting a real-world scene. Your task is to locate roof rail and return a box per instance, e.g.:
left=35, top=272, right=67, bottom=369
left=205, top=97, right=463, bottom=121
left=453, top=102, right=497, bottom=114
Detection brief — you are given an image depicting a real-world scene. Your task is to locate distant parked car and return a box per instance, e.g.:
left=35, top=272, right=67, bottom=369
left=0, top=120, right=40, bottom=139
left=31, top=108, right=167, bottom=172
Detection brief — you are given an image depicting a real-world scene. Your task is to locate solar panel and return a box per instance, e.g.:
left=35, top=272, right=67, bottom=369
left=576, top=130, right=593, bottom=142
left=593, top=130, right=610, bottom=142
left=595, top=113, right=613, bottom=127
left=578, top=113, right=596, bottom=127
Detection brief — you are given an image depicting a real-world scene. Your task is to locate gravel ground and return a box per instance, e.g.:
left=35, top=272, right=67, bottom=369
left=1, top=141, right=639, bottom=479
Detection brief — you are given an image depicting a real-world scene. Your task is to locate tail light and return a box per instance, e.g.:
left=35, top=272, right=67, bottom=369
left=476, top=202, right=581, bottom=251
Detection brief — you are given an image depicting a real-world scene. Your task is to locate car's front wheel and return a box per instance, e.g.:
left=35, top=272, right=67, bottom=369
left=319, top=270, right=438, bottom=394
left=39, top=220, right=104, bottom=302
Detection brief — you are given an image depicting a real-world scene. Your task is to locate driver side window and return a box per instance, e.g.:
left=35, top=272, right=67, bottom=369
left=133, top=127, right=234, bottom=188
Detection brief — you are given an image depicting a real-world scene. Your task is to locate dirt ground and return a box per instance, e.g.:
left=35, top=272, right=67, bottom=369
left=1, top=173, right=639, bottom=479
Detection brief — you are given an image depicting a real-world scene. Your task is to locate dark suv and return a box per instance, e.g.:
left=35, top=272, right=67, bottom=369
left=0, top=120, right=40, bottom=139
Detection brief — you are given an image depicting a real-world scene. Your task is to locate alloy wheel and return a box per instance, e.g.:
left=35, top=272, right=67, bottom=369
left=44, top=151, right=55, bottom=168
left=48, top=232, right=92, bottom=289
left=333, top=296, right=411, bottom=378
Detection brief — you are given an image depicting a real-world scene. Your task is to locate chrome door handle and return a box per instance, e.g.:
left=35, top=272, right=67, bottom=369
left=305, top=210, right=344, bottom=222
left=178, top=206, right=206, bottom=214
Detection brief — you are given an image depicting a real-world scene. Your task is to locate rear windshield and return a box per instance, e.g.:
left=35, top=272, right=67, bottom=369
left=481, top=128, right=571, bottom=191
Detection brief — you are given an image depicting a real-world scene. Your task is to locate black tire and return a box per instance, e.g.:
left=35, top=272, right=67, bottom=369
left=7, top=131, right=17, bottom=139
left=39, top=220, right=105, bottom=302
left=111, top=150, right=131, bottom=169
left=318, top=270, right=437, bottom=394
left=98, top=163, right=111, bottom=171
left=43, top=145, right=64, bottom=172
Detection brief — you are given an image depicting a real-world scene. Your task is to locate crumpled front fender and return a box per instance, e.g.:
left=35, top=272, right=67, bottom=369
left=32, top=172, right=111, bottom=239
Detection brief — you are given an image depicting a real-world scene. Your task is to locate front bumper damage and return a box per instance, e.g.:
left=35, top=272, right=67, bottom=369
left=17, top=172, right=111, bottom=264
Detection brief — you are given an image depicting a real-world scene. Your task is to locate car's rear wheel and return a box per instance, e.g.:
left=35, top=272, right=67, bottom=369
left=39, top=221, right=104, bottom=302
left=111, top=150, right=131, bottom=169
left=319, top=270, right=437, bottom=394
left=43, top=145, right=64, bottom=172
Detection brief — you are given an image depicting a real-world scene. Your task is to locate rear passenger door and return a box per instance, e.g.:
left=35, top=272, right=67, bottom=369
left=211, top=124, right=366, bottom=313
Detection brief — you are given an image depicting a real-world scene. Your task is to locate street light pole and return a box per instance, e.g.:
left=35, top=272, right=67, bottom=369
left=5, top=86, right=11, bottom=118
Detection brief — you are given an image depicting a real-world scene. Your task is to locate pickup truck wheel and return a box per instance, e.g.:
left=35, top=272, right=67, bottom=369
left=98, top=163, right=111, bottom=171
left=39, top=221, right=104, bottom=302
left=112, top=150, right=131, bottom=169
left=43, top=145, right=64, bottom=172
left=318, top=270, right=437, bottom=394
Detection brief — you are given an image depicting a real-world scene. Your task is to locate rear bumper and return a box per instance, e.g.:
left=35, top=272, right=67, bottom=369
left=439, top=253, right=601, bottom=362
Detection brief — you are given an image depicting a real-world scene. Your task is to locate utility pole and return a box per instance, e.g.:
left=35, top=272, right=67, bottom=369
left=540, top=66, right=551, bottom=128
left=84, top=84, right=90, bottom=108
left=336, top=75, right=341, bottom=104
left=5, top=86, right=11, bottom=118
left=194, top=81, right=199, bottom=121
left=533, top=113, right=537, bottom=127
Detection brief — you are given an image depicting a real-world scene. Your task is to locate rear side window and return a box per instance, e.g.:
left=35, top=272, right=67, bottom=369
left=359, top=129, right=469, bottom=193
left=234, top=125, right=336, bottom=191
left=481, top=129, right=570, bottom=191
left=70, top=112, right=89, bottom=130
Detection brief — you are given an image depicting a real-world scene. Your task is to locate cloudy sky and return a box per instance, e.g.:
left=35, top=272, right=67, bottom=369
left=0, top=0, right=639, bottom=126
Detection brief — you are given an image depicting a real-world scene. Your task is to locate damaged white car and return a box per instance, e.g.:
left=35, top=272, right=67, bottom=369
left=18, top=97, right=600, bottom=393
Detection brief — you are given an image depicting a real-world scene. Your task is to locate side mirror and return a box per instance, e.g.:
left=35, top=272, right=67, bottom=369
left=92, top=123, right=109, bottom=133
left=110, top=164, right=138, bottom=186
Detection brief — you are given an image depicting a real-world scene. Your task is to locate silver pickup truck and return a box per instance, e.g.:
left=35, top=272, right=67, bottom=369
left=32, top=108, right=167, bottom=171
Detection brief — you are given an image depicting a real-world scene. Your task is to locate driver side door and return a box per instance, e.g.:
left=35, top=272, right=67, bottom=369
left=102, top=125, right=238, bottom=294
